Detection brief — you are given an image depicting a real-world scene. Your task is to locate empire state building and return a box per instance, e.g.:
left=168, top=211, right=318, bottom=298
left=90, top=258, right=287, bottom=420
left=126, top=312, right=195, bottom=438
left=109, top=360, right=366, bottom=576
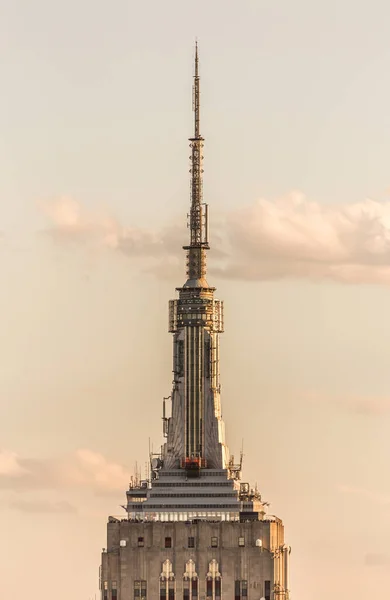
left=100, top=45, right=291, bottom=600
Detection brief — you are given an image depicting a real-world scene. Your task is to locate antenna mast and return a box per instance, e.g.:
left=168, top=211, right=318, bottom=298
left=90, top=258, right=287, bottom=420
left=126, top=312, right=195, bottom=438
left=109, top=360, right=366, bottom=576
left=184, top=41, right=209, bottom=284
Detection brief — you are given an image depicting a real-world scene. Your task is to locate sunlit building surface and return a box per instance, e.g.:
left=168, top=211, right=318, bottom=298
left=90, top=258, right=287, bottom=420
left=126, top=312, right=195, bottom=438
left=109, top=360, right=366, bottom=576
left=100, top=45, right=291, bottom=600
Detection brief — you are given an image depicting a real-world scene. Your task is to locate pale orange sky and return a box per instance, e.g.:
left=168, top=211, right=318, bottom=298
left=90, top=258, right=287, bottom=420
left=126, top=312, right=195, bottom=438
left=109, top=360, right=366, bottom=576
left=2, top=1, right=390, bottom=599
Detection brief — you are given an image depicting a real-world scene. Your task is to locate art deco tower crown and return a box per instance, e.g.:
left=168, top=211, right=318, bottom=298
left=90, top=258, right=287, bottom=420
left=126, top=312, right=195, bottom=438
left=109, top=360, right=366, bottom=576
left=166, top=42, right=229, bottom=474
left=124, top=45, right=247, bottom=522
left=124, top=45, right=267, bottom=525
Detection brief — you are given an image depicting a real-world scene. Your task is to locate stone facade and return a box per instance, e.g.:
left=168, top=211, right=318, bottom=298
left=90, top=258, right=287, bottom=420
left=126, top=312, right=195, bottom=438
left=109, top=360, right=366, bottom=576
left=101, top=518, right=289, bottom=600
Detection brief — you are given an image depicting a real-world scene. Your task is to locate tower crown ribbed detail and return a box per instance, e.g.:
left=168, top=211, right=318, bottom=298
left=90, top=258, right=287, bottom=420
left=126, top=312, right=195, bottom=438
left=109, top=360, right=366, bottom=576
left=163, top=43, right=229, bottom=473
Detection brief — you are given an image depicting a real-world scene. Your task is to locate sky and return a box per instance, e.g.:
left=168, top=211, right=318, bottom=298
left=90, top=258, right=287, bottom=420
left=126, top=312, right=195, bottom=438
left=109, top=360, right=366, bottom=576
left=1, top=0, right=390, bottom=598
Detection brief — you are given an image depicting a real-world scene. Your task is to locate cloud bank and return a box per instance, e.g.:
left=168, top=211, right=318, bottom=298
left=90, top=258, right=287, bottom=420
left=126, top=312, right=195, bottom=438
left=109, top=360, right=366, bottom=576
left=39, top=196, right=184, bottom=255
left=39, top=193, right=390, bottom=285
left=0, top=448, right=129, bottom=493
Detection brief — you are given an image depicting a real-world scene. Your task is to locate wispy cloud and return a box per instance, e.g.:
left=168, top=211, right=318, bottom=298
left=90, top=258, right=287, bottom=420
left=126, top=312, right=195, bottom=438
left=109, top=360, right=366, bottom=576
left=0, top=448, right=129, bottom=493
left=39, top=196, right=185, bottom=255
left=38, top=193, right=390, bottom=285
left=0, top=450, right=27, bottom=476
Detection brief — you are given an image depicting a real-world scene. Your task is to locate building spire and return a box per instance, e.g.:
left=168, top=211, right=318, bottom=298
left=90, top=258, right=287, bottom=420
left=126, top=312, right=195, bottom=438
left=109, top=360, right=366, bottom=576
left=184, top=42, right=209, bottom=287
left=194, top=40, right=200, bottom=138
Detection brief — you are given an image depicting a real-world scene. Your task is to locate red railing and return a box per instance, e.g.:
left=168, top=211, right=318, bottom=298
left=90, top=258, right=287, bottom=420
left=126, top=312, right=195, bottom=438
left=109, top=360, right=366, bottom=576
left=180, top=457, right=207, bottom=469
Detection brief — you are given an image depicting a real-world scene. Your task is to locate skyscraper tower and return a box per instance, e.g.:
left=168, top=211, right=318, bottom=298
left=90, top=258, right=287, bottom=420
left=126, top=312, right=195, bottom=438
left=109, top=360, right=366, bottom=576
left=166, top=42, right=227, bottom=474
left=100, top=45, right=291, bottom=600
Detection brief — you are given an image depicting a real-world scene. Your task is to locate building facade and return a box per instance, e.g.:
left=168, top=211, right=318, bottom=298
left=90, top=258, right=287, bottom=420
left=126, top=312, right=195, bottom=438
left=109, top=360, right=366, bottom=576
left=100, top=45, right=291, bottom=600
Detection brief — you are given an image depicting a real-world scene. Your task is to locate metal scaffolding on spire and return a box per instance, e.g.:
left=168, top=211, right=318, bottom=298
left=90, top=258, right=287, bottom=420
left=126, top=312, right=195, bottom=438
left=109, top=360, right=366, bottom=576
left=184, top=42, right=209, bottom=284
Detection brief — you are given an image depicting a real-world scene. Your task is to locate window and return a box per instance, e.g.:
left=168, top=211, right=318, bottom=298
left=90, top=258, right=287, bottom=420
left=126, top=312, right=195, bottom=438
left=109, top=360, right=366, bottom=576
left=206, top=560, right=221, bottom=600
left=103, top=581, right=108, bottom=600
left=165, top=537, right=172, bottom=548
left=112, top=581, right=117, bottom=600
left=183, top=560, right=198, bottom=600
left=134, top=580, right=147, bottom=600
left=211, top=537, right=218, bottom=548
left=188, top=537, right=195, bottom=548
left=235, top=581, right=247, bottom=599
left=265, top=580, right=271, bottom=600
left=206, top=576, right=221, bottom=599
left=160, top=580, right=175, bottom=600
left=238, top=536, right=245, bottom=547
left=215, top=578, right=221, bottom=599
left=160, top=560, right=175, bottom=600
left=138, top=537, right=144, bottom=547
left=235, top=581, right=240, bottom=600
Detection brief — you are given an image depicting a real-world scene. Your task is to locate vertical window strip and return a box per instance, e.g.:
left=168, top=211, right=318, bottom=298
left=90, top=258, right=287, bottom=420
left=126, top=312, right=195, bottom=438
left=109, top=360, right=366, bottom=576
left=134, top=580, right=147, bottom=600
left=234, top=580, right=248, bottom=600
left=168, top=578, right=175, bottom=600
left=161, top=560, right=175, bottom=600
left=265, top=580, right=271, bottom=600
left=141, top=580, right=147, bottom=600
left=183, top=578, right=190, bottom=600
left=215, top=577, right=221, bottom=599
left=160, top=578, right=167, bottom=600
left=234, top=580, right=240, bottom=600
left=206, top=561, right=221, bottom=600
left=183, top=560, right=197, bottom=599
left=160, top=577, right=175, bottom=600
left=206, top=577, right=213, bottom=598
left=111, top=581, right=117, bottom=600
left=134, top=581, right=140, bottom=599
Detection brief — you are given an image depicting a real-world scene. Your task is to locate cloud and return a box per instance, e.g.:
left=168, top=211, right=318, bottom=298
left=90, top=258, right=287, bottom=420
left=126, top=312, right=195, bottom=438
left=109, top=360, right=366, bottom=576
left=0, top=450, right=27, bottom=476
left=216, top=192, right=390, bottom=284
left=0, top=449, right=129, bottom=493
left=39, top=193, right=390, bottom=285
left=10, top=499, right=77, bottom=514
left=39, top=196, right=185, bottom=258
